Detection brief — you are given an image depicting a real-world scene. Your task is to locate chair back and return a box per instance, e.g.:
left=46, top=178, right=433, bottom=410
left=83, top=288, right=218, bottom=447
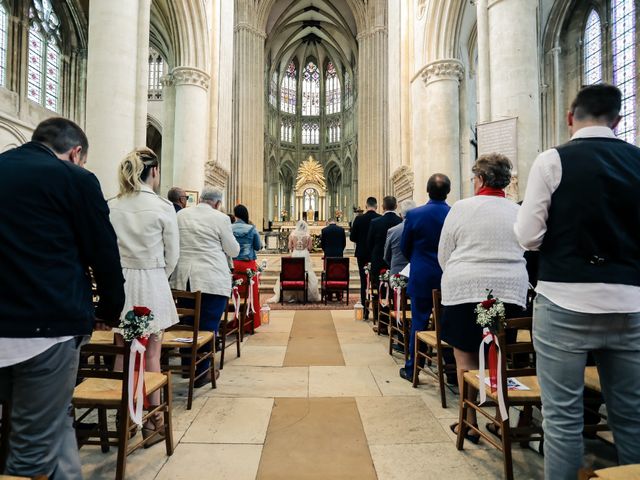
left=169, top=290, right=203, bottom=347
left=281, top=257, right=306, bottom=281
left=325, top=257, right=349, bottom=282
left=232, top=270, right=253, bottom=298
left=431, top=289, right=443, bottom=333
left=497, top=316, right=536, bottom=393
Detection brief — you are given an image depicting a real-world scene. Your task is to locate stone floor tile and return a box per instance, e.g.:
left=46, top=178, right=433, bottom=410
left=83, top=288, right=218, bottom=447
left=207, top=365, right=308, bottom=398
left=341, top=343, right=398, bottom=367
left=181, top=397, right=274, bottom=444
left=308, top=366, right=381, bottom=397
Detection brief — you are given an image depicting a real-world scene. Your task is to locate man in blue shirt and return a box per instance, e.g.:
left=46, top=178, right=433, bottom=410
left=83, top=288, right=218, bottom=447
left=400, top=174, right=451, bottom=381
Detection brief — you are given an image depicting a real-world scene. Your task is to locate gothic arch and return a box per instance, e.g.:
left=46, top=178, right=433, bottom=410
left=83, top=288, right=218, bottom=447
left=150, top=0, right=209, bottom=71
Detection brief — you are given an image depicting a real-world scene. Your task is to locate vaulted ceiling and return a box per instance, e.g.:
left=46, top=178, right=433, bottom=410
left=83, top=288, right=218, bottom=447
left=265, top=0, right=358, bottom=79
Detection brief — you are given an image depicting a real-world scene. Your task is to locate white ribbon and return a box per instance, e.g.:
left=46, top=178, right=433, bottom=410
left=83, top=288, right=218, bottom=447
left=232, top=286, right=240, bottom=320
left=127, top=338, right=147, bottom=427
left=394, top=287, right=402, bottom=327
left=248, top=277, right=256, bottom=314
left=478, top=327, right=508, bottom=420
left=366, top=271, right=371, bottom=301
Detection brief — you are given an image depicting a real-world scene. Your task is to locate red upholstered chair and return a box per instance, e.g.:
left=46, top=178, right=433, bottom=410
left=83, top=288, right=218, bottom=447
left=280, top=257, right=308, bottom=304
left=321, top=257, right=350, bottom=305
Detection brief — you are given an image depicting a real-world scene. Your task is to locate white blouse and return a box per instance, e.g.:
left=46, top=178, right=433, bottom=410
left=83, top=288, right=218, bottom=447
left=438, top=195, right=528, bottom=307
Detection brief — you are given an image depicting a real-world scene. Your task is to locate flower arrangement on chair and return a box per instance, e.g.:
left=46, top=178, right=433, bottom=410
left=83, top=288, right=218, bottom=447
left=379, top=269, right=390, bottom=306
left=119, top=306, right=155, bottom=426
left=334, top=209, right=343, bottom=221
left=281, top=209, right=289, bottom=221
left=475, top=289, right=509, bottom=420
left=363, top=263, right=372, bottom=302
left=389, top=274, right=408, bottom=322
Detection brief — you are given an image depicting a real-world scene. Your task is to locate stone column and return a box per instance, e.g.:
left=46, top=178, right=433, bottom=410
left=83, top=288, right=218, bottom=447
left=85, top=0, right=142, bottom=198
left=357, top=26, right=389, bottom=207
left=159, top=74, right=175, bottom=196
left=134, top=0, right=152, bottom=146
left=488, top=0, right=541, bottom=195
left=171, top=67, right=210, bottom=193
left=418, top=60, right=464, bottom=203
left=476, top=0, right=491, bottom=123
left=232, top=23, right=265, bottom=224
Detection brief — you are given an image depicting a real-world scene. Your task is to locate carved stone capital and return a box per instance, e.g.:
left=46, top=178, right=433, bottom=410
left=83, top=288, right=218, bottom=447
left=171, top=67, right=210, bottom=90
left=205, top=161, right=230, bottom=190
left=234, top=22, right=267, bottom=40
left=160, top=74, right=174, bottom=88
left=421, top=59, right=464, bottom=85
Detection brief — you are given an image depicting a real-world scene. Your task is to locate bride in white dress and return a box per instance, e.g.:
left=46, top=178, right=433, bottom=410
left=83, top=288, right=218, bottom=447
left=268, top=220, right=321, bottom=303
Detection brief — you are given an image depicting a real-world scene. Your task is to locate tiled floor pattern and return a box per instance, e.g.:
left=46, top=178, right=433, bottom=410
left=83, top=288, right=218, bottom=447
left=81, top=309, right=614, bottom=479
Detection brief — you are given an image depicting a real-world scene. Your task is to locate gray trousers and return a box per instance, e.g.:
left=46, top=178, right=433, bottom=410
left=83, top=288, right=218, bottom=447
left=533, top=294, right=640, bottom=480
left=0, top=337, right=84, bottom=479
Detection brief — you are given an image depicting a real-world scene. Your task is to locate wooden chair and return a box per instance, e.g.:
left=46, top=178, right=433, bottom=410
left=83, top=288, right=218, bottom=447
left=412, top=289, right=455, bottom=408
left=231, top=269, right=258, bottom=340
left=389, top=287, right=411, bottom=361
left=583, top=366, right=610, bottom=436
left=321, top=257, right=350, bottom=305
left=579, top=464, right=640, bottom=480
left=280, top=257, right=308, bottom=304
left=218, top=293, right=242, bottom=369
left=72, top=342, right=174, bottom=480
left=161, top=290, right=216, bottom=410
left=456, top=315, right=542, bottom=480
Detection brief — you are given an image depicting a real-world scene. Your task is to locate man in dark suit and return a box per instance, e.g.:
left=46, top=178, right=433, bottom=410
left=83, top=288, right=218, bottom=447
left=367, top=196, right=402, bottom=332
left=400, top=174, right=451, bottom=381
left=0, top=118, right=125, bottom=478
left=349, top=197, right=380, bottom=319
left=320, top=219, right=346, bottom=258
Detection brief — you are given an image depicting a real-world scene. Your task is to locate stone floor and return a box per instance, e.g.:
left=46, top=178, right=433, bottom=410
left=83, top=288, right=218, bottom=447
left=79, top=310, right=615, bottom=479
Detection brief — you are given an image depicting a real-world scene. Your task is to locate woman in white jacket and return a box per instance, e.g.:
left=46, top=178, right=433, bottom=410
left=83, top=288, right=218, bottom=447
left=109, top=147, right=179, bottom=443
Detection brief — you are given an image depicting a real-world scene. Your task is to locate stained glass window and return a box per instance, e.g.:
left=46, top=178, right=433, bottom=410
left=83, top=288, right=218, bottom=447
left=583, top=10, right=602, bottom=85
left=302, top=121, right=319, bottom=144
left=302, top=62, right=320, bottom=116
left=28, top=0, right=61, bottom=112
left=280, top=61, right=297, bottom=114
left=0, top=2, right=8, bottom=87
left=328, top=118, right=341, bottom=143
left=344, top=71, right=353, bottom=109
left=148, top=47, right=166, bottom=101
left=325, top=62, right=341, bottom=114
left=280, top=117, right=294, bottom=143
left=612, top=0, right=636, bottom=144
left=269, top=70, right=278, bottom=107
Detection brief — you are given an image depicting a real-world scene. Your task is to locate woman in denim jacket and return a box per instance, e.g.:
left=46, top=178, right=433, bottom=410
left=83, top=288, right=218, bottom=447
left=231, top=205, right=264, bottom=330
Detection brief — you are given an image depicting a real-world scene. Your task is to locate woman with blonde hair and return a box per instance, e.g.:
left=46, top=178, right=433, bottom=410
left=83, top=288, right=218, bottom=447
left=108, top=147, right=179, bottom=444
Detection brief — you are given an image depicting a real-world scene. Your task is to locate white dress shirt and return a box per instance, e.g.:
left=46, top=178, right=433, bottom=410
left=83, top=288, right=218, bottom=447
left=515, top=126, right=640, bottom=313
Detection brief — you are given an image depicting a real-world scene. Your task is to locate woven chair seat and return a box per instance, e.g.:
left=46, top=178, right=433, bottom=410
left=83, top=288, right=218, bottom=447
left=162, top=330, right=214, bottom=348
left=73, top=372, right=167, bottom=407
left=516, top=329, right=531, bottom=343
left=592, top=464, right=640, bottom=479
left=390, top=310, right=412, bottom=320
left=464, top=370, right=541, bottom=401
left=0, top=476, right=32, bottom=479
left=89, top=330, right=115, bottom=345
left=416, top=330, right=449, bottom=347
left=584, top=366, right=601, bottom=392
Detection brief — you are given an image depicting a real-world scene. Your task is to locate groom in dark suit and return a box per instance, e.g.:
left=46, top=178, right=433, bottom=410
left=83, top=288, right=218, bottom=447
left=320, top=219, right=346, bottom=258
left=350, top=197, right=381, bottom=319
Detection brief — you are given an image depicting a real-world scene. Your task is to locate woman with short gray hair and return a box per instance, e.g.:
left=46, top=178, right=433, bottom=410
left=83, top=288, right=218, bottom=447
left=437, top=153, right=528, bottom=442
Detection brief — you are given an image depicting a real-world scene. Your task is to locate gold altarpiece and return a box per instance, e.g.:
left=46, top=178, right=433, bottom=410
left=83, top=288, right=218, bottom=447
left=294, top=157, right=327, bottom=223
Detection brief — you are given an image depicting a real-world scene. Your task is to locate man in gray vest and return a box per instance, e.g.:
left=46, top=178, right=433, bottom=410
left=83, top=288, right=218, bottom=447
left=516, top=84, right=640, bottom=480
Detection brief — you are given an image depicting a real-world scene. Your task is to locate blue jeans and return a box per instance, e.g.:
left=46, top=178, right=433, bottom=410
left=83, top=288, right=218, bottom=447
left=180, top=293, right=228, bottom=375
left=533, top=294, right=640, bottom=480
left=405, top=296, right=433, bottom=373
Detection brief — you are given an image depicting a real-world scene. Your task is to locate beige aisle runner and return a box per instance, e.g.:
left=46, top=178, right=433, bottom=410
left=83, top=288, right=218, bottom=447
left=283, top=310, right=345, bottom=366
left=256, top=397, right=377, bottom=480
